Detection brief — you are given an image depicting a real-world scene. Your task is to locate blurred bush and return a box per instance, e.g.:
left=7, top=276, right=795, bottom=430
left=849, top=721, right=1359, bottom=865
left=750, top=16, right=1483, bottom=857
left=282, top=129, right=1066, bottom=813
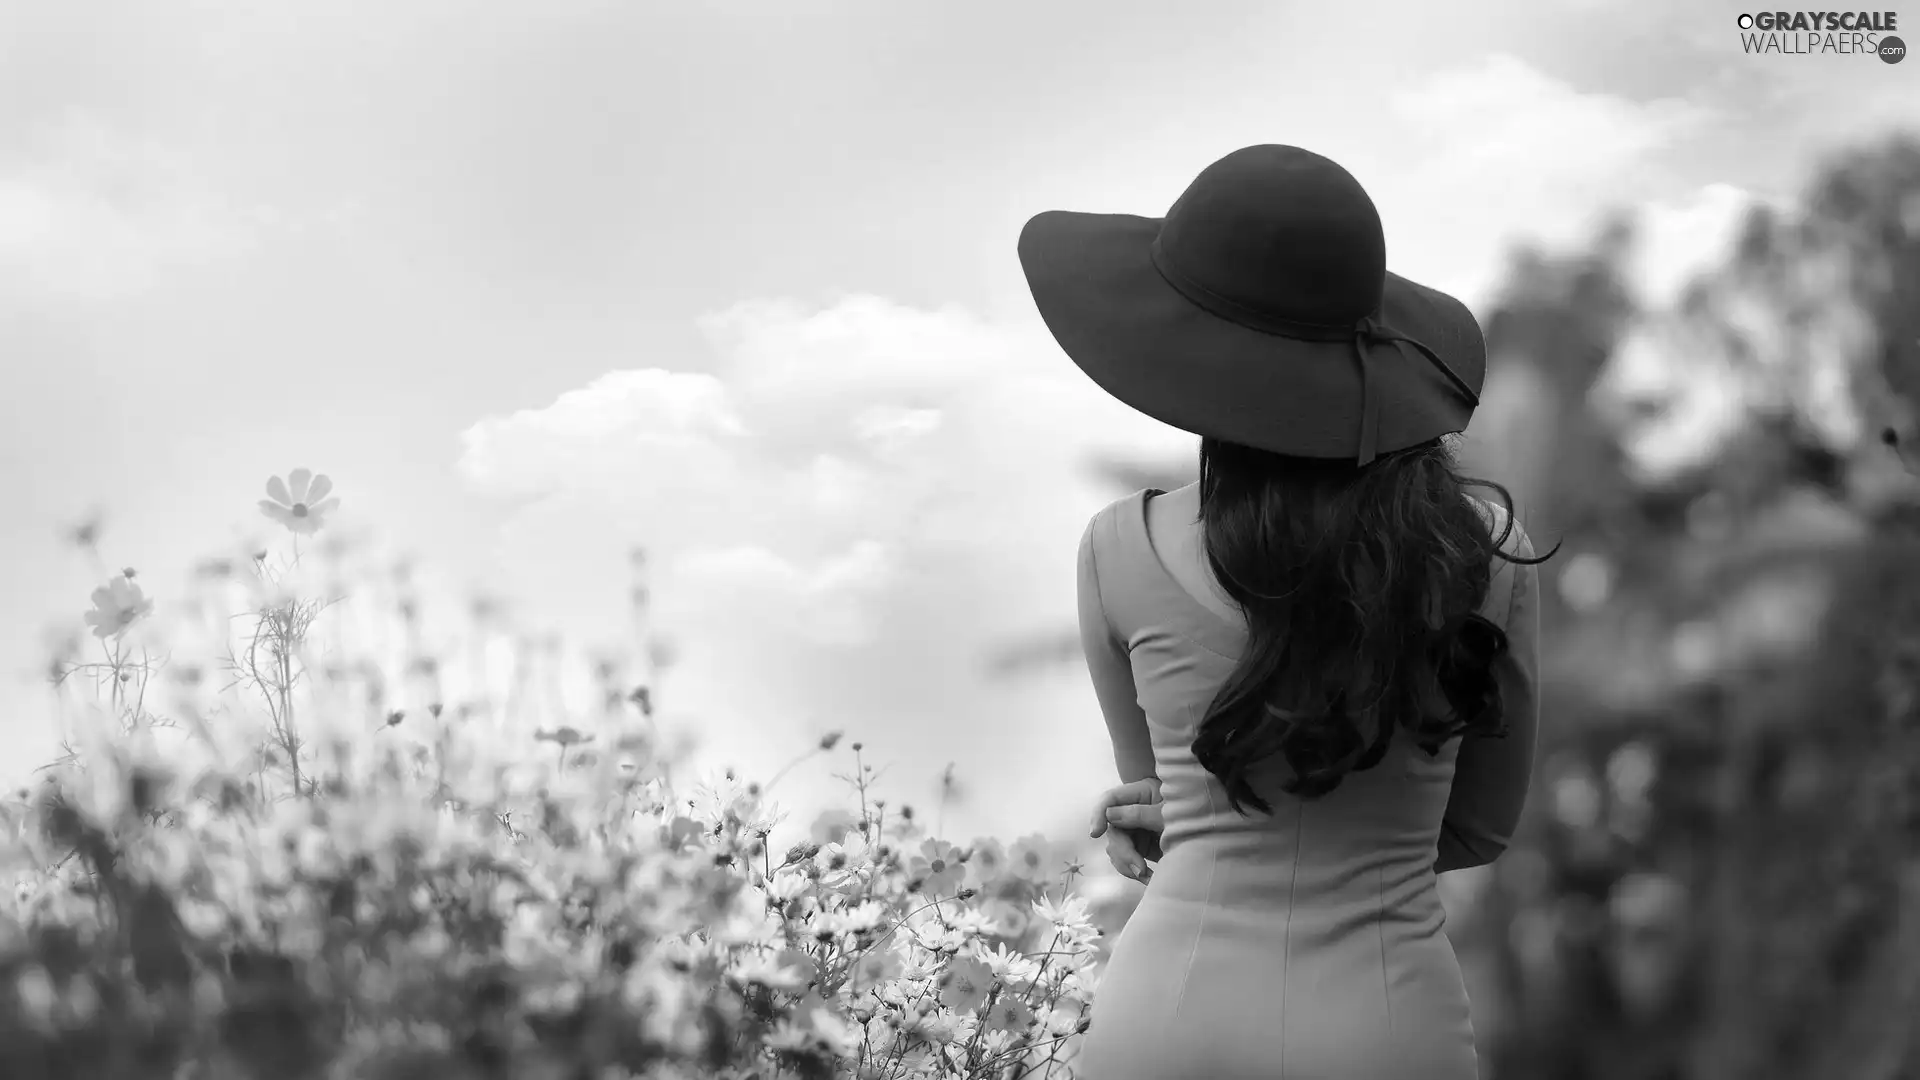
left=1459, top=131, right=1920, bottom=1080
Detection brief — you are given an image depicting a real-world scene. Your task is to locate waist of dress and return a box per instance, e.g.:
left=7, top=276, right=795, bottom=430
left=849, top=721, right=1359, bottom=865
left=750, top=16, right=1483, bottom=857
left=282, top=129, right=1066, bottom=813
left=1149, top=834, right=1444, bottom=915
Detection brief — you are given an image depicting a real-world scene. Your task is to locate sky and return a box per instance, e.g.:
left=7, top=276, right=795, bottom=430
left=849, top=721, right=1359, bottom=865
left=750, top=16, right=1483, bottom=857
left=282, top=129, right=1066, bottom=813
left=1, top=0, right=1915, bottom=853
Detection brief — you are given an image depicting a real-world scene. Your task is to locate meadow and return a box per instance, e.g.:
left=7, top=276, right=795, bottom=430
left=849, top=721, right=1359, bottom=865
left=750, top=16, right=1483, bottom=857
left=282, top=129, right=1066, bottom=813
left=1, top=471, right=1108, bottom=1080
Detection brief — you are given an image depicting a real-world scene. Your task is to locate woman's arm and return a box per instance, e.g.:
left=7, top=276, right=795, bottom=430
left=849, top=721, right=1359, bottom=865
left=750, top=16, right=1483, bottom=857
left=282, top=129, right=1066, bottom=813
left=1434, top=519, right=1540, bottom=874
left=1077, top=516, right=1158, bottom=786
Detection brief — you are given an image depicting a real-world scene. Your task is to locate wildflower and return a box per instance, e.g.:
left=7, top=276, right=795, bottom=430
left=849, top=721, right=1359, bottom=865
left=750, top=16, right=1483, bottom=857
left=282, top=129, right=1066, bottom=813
left=964, top=837, right=1007, bottom=885
left=762, top=869, right=811, bottom=903
left=1044, top=1005, right=1090, bottom=1036
left=902, top=1002, right=960, bottom=1044
left=808, top=1007, right=864, bottom=1057
left=977, top=941, right=1042, bottom=986
left=1007, top=833, right=1057, bottom=881
left=535, top=726, right=593, bottom=748
left=908, top=838, right=966, bottom=896
left=826, top=900, right=888, bottom=936
left=83, top=574, right=153, bottom=639
left=763, top=1018, right=816, bottom=1052
left=732, top=951, right=807, bottom=992
left=809, top=808, right=859, bottom=845
left=981, top=898, right=1034, bottom=939
left=850, top=945, right=905, bottom=987
left=1033, top=893, right=1095, bottom=934
left=971, top=1029, right=1015, bottom=1064
left=937, top=956, right=994, bottom=1012
left=258, top=468, right=340, bottom=535
left=946, top=905, right=998, bottom=939
left=814, top=833, right=876, bottom=889
left=982, top=992, right=1036, bottom=1034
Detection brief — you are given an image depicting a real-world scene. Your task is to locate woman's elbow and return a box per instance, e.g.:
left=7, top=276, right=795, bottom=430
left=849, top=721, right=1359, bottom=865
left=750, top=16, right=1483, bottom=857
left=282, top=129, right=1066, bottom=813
left=1435, top=826, right=1510, bottom=873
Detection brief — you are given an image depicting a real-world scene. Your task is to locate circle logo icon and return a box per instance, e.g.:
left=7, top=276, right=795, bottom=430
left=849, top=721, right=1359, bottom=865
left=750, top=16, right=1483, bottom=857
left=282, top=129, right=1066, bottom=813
left=1880, top=35, right=1907, bottom=63
left=1737, top=13, right=1755, bottom=29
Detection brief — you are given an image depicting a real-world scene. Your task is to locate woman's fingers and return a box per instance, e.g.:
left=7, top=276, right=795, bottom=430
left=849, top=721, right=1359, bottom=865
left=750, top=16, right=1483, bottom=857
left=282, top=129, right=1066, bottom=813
left=1088, top=778, right=1163, bottom=838
left=1105, top=830, right=1147, bottom=881
left=1103, top=802, right=1164, bottom=832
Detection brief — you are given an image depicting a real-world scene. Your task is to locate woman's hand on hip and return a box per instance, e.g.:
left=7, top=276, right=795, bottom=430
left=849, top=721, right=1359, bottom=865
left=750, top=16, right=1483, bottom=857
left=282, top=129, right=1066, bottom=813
left=1089, top=778, right=1164, bottom=883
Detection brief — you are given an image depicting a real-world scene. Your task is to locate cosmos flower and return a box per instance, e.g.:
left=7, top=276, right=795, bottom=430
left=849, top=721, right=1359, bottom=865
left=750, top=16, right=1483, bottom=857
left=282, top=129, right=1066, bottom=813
left=908, top=838, right=966, bottom=896
left=983, top=993, right=1036, bottom=1035
left=83, top=574, right=154, bottom=639
left=936, top=956, right=993, bottom=1012
left=258, top=468, right=340, bottom=536
left=1007, top=833, right=1056, bottom=882
left=963, top=836, right=1007, bottom=886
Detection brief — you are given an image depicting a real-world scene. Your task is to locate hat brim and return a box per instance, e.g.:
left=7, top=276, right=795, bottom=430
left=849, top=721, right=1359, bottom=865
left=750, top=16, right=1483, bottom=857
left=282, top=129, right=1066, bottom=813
left=1017, top=210, right=1486, bottom=460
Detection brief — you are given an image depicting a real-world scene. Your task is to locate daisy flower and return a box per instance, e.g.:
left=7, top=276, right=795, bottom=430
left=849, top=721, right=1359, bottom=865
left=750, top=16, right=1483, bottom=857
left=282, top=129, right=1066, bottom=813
left=830, top=899, right=888, bottom=935
left=1033, top=893, right=1095, bottom=934
left=976, top=941, right=1042, bottom=986
left=945, top=905, right=999, bottom=939
left=82, top=573, right=154, bottom=639
left=258, top=468, right=340, bottom=536
left=732, top=951, right=807, bottom=992
left=814, top=833, right=876, bottom=889
left=762, top=868, right=812, bottom=902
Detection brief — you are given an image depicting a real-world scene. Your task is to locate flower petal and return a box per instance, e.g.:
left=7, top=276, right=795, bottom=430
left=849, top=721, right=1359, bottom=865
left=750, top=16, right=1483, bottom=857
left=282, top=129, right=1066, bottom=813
left=288, top=468, right=313, bottom=503
left=305, top=474, right=333, bottom=503
left=307, top=496, right=340, bottom=518
left=265, top=475, right=292, bottom=506
left=259, top=501, right=296, bottom=530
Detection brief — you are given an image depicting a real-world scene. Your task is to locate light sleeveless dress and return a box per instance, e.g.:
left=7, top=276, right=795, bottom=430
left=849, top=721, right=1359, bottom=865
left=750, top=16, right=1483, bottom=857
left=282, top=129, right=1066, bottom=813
left=1073, top=489, right=1539, bottom=1080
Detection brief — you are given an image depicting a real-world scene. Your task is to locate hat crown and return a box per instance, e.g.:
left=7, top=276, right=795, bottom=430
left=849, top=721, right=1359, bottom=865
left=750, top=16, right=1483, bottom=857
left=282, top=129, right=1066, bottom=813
left=1155, top=145, right=1387, bottom=328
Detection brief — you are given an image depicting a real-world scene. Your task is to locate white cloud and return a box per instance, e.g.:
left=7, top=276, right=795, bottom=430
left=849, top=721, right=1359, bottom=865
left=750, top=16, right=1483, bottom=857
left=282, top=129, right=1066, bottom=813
left=676, top=540, right=898, bottom=647
left=0, top=115, right=274, bottom=302
left=1374, top=54, right=1715, bottom=307
left=456, top=294, right=1192, bottom=844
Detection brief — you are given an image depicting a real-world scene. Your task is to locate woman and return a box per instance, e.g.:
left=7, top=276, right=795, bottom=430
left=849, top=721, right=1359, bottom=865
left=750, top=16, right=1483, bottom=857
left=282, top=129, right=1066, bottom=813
left=1018, top=145, right=1551, bottom=1079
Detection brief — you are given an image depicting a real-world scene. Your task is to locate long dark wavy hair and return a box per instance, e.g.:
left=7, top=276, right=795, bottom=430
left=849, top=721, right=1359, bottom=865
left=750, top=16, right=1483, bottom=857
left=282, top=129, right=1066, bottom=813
left=1190, top=435, right=1557, bottom=815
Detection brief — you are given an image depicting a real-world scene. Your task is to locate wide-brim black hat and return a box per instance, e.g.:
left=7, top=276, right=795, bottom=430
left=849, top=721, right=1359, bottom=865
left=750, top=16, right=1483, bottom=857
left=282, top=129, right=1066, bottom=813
left=1018, top=144, right=1486, bottom=465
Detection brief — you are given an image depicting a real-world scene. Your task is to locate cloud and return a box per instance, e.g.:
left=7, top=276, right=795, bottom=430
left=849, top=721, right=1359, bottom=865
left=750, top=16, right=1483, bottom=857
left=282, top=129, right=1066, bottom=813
left=1374, top=54, right=1716, bottom=307
left=0, top=115, right=277, bottom=303
left=1390, top=55, right=1708, bottom=200
left=456, top=294, right=1191, bottom=843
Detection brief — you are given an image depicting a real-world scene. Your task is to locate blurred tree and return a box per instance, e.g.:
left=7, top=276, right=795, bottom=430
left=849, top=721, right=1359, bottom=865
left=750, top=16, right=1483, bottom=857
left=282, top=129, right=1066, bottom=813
left=1477, top=130, right=1920, bottom=1080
